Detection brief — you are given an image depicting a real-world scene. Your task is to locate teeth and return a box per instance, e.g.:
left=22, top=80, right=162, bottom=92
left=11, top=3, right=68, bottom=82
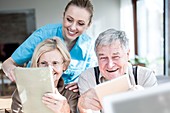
left=68, top=28, right=76, bottom=35
left=107, top=68, right=118, bottom=72
left=68, top=30, right=75, bottom=35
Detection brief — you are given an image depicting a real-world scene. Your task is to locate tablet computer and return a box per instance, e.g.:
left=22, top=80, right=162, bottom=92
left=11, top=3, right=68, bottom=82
left=94, top=75, right=131, bottom=104
left=103, top=82, right=170, bottom=113
left=14, top=67, right=55, bottom=113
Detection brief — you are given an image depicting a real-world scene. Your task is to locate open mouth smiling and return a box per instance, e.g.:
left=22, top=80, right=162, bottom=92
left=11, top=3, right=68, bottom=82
left=68, top=29, right=78, bottom=36
left=106, top=68, right=119, bottom=73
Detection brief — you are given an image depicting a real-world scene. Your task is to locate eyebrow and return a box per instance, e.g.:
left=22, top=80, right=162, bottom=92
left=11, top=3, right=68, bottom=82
left=98, top=52, right=120, bottom=56
left=112, top=52, right=120, bottom=55
left=98, top=53, right=105, bottom=57
left=66, top=15, right=73, bottom=18
left=66, top=15, right=85, bottom=23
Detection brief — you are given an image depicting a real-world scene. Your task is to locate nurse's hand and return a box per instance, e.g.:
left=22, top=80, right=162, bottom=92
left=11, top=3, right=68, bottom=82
left=2, top=57, right=17, bottom=82
left=65, top=82, right=79, bottom=92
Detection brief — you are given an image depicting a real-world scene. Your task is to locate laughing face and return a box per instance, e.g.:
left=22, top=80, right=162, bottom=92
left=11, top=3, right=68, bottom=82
left=97, top=40, right=130, bottom=80
left=62, top=5, right=91, bottom=42
left=38, top=49, right=66, bottom=86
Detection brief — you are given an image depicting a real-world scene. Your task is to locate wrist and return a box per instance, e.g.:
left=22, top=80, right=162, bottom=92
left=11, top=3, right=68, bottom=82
left=78, top=98, right=87, bottom=113
left=60, top=100, right=70, bottom=113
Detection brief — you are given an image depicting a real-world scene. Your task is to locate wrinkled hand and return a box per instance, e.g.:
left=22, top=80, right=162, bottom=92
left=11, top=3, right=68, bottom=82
left=78, top=88, right=102, bottom=112
left=2, top=57, right=17, bottom=81
left=129, top=85, right=144, bottom=91
left=65, top=82, right=79, bottom=92
left=42, top=88, right=70, bottom=113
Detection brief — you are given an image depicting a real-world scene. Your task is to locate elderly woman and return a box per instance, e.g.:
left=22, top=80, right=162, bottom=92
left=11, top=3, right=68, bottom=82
left=11, top=37, right=79, bottom=113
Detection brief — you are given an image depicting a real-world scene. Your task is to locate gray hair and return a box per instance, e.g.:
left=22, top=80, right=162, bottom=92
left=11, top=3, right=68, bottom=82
left=94, top=28, right=129, bottom=54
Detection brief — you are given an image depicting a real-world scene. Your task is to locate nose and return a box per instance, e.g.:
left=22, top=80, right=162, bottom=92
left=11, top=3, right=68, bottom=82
left=70, top=22, right=77, bottom=31
left=46, top=63, right=54, bottom=67
left=47, top=65, right=55, bottom=73
left=107, top=59, right=115, bottom=68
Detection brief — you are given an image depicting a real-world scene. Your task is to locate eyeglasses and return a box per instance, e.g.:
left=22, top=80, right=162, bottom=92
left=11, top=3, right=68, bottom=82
left=38, top=61, right=64, bottom=68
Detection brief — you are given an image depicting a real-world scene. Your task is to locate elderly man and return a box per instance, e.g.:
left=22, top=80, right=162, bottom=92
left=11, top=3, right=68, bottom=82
left=77, top=29, right=158, bottom=113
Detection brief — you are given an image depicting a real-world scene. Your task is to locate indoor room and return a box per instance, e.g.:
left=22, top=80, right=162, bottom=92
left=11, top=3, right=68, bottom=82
left=0, top=0, right=170, bottom=113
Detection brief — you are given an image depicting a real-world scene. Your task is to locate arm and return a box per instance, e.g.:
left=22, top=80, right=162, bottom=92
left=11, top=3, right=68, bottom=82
left=2, top=57, right=18, bottom=81
left=143, top=71, right=158, bottom=87
left=137, top=67, right=158, bottom=87
left=78, top=68, right=96, bottom=94
left=78, top=88, right=102, bottom=112
left=85, top=43, right=97, bottom=69
left=77, top=68, right=100, bottom=112
left=66, top=89, right=79, bottom=113
left=11, top=89, right=23, bottom=113
left=2, top=28, right=49, bottom=81
left=42, top=88, right=70, bottom=113
left=2, top=32, right=42, bottom=81
left=11, top=29, right=44, bottom=65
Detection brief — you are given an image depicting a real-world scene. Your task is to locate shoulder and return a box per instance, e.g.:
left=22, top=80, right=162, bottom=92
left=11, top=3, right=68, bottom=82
left=38, top=23, right=62, bottom=31
left=128, top=63, right=154, bottom=75
left=76, top=34, right=94, bottom=57
left=31, top=23, right=63, bottom=38
left=78, top=67, right=96, bottom=94
left=137, top=66, right=154, bottom=75
left=79, top=67, right=95, bottom=80
left=78, top=33, right=92, bottom=43
left=137, top=66, right=158, bottom=87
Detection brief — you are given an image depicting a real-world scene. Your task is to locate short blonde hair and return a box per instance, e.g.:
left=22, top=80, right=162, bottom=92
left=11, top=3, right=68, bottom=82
left=31, top=37, right=71, bottom=70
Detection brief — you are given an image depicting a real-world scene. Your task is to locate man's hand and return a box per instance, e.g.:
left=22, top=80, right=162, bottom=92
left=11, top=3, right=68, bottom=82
left=129, top=85, right=144, bottom=91
left=65, top=82, right=79, bottom=92
left=78, top=88, right=102, bottom=112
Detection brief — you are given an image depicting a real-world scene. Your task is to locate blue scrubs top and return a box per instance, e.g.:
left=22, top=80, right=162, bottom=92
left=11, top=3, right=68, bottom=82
left=12, top=24, right=96, bottom=83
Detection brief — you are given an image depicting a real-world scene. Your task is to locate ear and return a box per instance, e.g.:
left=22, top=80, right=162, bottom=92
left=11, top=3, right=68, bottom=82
left=63, top=63, right=67, bottom=72
left=127, top=49, right=130, bottom=60
left=88, top=19, right=92, bottom=27
left=63, top=12, right=65, bottom=20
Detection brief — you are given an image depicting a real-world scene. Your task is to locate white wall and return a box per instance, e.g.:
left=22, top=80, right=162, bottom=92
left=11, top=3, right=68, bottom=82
left=0, top=0, right=120, bottom=39
left=0, top=0, right=67, bottom=27
left=88, top=0, right=120, bottom=39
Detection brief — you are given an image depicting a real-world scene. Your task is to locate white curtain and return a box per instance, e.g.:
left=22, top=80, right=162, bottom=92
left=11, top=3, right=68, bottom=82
left=120, top=0, right=135, bottom=59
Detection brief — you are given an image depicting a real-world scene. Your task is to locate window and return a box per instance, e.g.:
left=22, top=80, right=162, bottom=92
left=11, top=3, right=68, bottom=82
left=137, top=0, right=164, bottom=75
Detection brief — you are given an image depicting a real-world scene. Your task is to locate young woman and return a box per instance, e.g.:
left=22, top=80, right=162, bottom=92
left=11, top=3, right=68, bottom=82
left=12, top=37, right=79, bottom=113
left=2, top=0, right=96, bottom=92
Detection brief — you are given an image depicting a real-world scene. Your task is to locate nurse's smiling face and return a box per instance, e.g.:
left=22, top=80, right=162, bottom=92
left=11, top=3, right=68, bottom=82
left=62, top=5, right=91, bottom=42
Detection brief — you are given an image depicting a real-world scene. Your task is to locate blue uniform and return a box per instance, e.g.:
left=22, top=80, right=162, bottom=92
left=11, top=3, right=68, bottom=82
left=12, top=24, right=96, bottom=83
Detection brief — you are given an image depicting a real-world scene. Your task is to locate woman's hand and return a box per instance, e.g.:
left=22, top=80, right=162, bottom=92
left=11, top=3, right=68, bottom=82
left=65, top=82, right=79, bottom=92
left=42, top=88, right=70, bottom=113
left=2, top=57, right=17, bottom=81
